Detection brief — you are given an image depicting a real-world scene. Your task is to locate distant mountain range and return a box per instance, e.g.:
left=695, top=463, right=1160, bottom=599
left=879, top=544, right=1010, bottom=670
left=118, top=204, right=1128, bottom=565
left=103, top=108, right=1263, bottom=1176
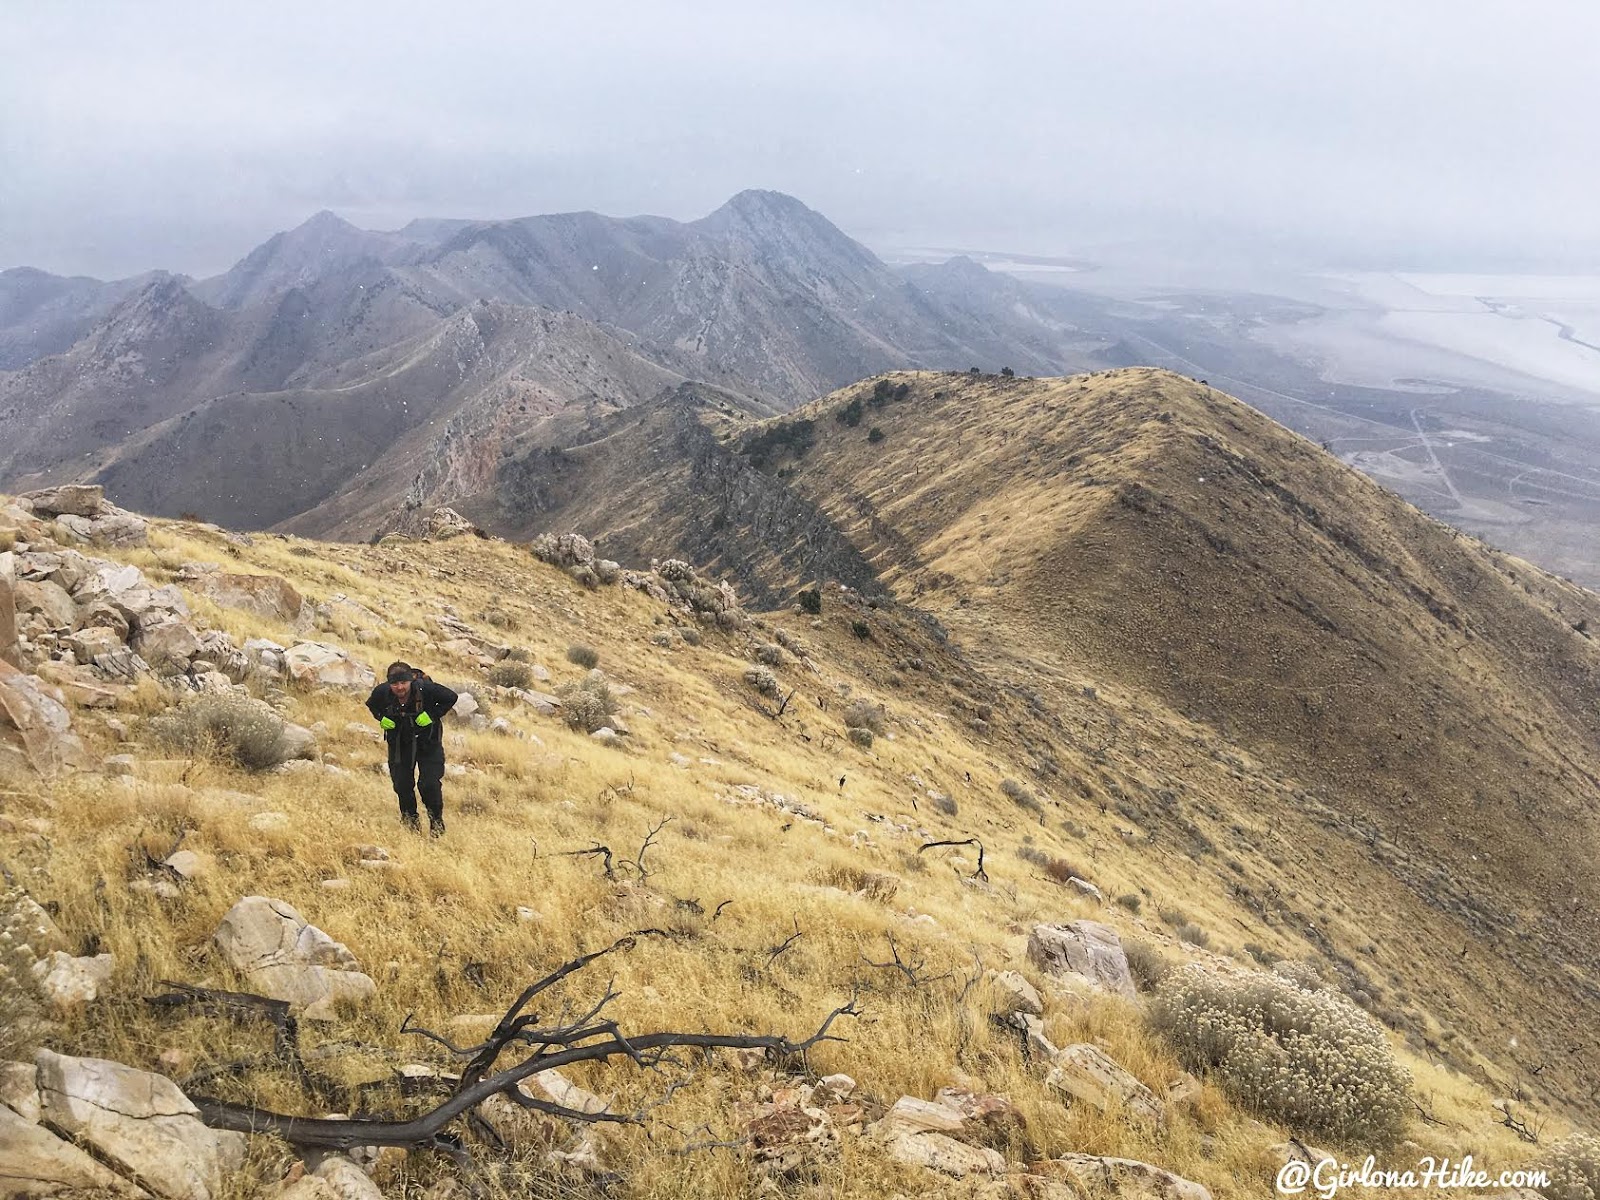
left=0, top=191, right=1110, bottom=532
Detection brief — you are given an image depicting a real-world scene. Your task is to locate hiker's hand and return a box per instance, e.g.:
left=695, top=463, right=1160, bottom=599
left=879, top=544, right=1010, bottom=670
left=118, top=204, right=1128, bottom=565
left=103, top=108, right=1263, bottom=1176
left=414, top=712, right=433, bottom=728
left=379, top=717, right=396, bottom=730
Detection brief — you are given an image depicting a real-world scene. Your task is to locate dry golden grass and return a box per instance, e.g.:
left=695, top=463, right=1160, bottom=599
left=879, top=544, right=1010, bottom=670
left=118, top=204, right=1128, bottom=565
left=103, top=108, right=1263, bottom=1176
left=0, top=503, right=1569, bottom=1197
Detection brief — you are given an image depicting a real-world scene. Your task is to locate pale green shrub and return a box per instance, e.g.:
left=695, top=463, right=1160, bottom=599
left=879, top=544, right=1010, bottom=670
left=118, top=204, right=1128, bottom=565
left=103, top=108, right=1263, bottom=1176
left=1151, top=964, right=1412, bottom=1146
left=148, top=692, right=293, bottom=771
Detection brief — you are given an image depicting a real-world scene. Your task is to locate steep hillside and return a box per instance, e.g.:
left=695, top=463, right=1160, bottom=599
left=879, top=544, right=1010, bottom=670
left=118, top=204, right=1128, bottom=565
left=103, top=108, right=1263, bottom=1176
left=0, top=494, right=1577, bottom=1198
left=758, top=368, right=1600, bottom=1110
left=463, top=367, right=1600, bottom=1118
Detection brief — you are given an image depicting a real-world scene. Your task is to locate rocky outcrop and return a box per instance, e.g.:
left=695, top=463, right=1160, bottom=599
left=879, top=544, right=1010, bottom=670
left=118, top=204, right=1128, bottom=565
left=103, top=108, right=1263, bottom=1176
left=872, top=1095, right=1006, bottom=1179
left=212, top=896, right=375, bottom=1020
left=16, top=487, right=149, bottom=549
left=35, top=1049, right=247, bottom=1199
left=1026, top=921, right=1138, bottom=1000
left=426, top=507, right=475, bottom=540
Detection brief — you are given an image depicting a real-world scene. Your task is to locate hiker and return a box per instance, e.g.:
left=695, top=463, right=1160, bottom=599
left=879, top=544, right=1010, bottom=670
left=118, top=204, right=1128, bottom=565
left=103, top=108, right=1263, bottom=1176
left=365, top=661, right=459, bottom=835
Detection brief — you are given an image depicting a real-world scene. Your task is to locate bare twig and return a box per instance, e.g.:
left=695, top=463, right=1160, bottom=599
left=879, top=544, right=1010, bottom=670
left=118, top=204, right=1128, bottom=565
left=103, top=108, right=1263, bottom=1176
left=552, top=844, right=616, bottom=879
left=762, top=917, right=804, bottom=973
left=861, top=933, right=953, bottom=987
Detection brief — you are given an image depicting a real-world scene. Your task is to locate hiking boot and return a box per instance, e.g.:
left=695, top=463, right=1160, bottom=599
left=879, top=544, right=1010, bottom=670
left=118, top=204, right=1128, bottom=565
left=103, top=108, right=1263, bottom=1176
left=402, top=813, right=421, bottom=833
left=429, top=816, right=446, bottom=838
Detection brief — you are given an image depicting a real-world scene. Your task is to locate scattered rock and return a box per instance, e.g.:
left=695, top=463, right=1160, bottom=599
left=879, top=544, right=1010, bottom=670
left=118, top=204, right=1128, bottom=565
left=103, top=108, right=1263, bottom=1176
left=32, top=952, right=115, bottom=1011
left=212, top=896, right=375, bottom=1020
left=283, top=643, right=376, bottom=691
left=19, top=485, right=104, bottom=519
left=992, top=970, right=1043, bottom=1016
left=813, top=1074, right=857, bottom=1104
left=36, top=1048, right=248, bottom=1200
left=190, top=572, right=305, bottom=624
left=0, top=661, right=89, bottom=775
left=1045, top=1044, right=1164, bottom=1126
left=311, top=1155, right=384, bottom=1200
left=163, top=850, right=209, bottom=881
left=1026, top=921, right=1138, bottom=1000
left=1038, top=1154, right=1212, bottom=1200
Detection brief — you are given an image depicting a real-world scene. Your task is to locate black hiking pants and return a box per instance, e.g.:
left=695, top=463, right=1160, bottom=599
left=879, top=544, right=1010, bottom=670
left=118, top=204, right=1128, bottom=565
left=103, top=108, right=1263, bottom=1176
left=389, top=740, right=446, bottom=823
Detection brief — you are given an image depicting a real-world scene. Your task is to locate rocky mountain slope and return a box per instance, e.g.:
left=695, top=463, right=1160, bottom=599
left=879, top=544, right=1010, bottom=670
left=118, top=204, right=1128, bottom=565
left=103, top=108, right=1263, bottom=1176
left=440, top=366, right=1600, bottom=1117
left=0, top=194, right=1105, bottom=537
left=3, top=437, right=1596, bottom=1196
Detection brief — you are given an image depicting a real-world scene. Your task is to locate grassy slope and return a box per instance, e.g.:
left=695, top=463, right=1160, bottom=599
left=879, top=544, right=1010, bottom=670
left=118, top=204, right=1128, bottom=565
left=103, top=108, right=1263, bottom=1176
left=1, top=512, right=1562, bottom=1197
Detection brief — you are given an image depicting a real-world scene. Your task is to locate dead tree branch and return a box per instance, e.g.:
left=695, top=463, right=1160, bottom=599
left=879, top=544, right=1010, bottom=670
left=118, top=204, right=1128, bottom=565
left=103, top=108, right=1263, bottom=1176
left=861, top=934, right=953, bottom=987
left=918, top=837, right=988, bottom=882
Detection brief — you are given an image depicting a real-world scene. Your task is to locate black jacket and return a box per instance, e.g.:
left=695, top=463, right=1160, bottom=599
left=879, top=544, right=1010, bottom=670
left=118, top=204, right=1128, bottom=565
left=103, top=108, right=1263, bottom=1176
left=365, top=678, right=459, bottom=756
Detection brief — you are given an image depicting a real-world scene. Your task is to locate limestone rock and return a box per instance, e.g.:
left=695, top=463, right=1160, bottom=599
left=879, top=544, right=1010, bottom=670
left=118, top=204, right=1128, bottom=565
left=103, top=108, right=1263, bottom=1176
left=992, top=969, right=1044, bottom=1016
left=32, top=951, right=115, bottom=1011
left=20, top=486, right=104, bottom=519
left=879, top=1095, right=968, bottom=1138
left=0, top=1102, right=139, bottom=1196
left=311, top=1156, right=384, bottom=1200
left=0, top=1060, right=41, bottom=1123
left=133, top=619, right=204, bottom=675
left=1026, top=921, right=1138, bottom=1000
left=213, top=896, right=375, bottom=1020
left=36, top=1049, right=247, bottom=1200
left=191, top=572, right=305, bottom=624
left=881, top=1128, right=1005, bottom=1178
left=284, top=642, right=376, bottom=691
left=14, top=580, right=76, bottom=631
left=1046, top=1044, right=1164, bottom=1126
left=0, top=661, right=89, bottom=776
left=1041, top=1154, right=1212, bottom=1200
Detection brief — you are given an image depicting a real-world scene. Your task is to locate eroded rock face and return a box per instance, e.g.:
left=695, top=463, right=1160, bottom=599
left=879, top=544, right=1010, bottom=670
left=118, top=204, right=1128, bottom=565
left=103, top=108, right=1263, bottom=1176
left=35, top=1049, right=247, bottom=1200
left=1026, top=921, right=1138, bottom=1000
left=212, top=896, right=375, bottom=1020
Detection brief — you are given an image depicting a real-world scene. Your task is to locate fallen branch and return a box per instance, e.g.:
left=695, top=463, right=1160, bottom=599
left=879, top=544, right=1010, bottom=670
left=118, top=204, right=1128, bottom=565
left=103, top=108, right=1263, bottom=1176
left=861, top=933, right=952, bottom=988
left=918, top=837, right=988, bottom=882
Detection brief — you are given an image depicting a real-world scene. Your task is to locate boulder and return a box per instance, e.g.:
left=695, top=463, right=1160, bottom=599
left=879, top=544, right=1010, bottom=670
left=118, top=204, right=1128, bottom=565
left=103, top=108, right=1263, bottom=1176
left=1026, top=921, right=1138, bottom=1000
left=992, top=969, right=1043, bottom=1016
left=284, top=643, right=376, bottom=691
left=31, top=952, right=115, bottom=1011
left=85, top=510, right=149, bottom=548
left=20, top=485, right=104, bottom=519
left=881, top=1127, right=1005, bottom=1178
left=133, top=619, right=204, bottom=675
left=67, top=626, right=125, bottom=662
left=0, top=661, right=89, bottom=776
left=14, top=580, right=76, bottom=632
left=1039, top=1154, right=1212, bottom=1200
left=0, top=1103, right=138, bottom=1195
left=212, top=897, right=374, bottom=1021
left=35, top=1049, right=247, bottom=1200
left=1045, top=1044, right=1164, bottom=1126
left=192, top=572, right=305, bottom=624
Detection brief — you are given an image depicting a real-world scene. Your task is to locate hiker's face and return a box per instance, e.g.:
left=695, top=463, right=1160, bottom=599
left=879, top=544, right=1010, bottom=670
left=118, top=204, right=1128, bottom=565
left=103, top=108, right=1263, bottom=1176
left=389, top=679, right=411, bottom=701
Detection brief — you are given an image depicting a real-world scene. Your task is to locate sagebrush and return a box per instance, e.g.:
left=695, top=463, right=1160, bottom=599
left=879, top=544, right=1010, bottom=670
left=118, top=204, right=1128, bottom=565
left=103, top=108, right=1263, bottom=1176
left=147, top=692, right=295, bottom=771
left=1539, top=1131, right=1600, bottom=1200
left=1151, top=964, right=1412, bottom=1146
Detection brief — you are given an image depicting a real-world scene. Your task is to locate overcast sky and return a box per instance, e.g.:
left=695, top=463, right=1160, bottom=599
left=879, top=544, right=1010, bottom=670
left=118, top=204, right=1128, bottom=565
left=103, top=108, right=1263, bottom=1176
left=3, top=0, right=1597, bottom=278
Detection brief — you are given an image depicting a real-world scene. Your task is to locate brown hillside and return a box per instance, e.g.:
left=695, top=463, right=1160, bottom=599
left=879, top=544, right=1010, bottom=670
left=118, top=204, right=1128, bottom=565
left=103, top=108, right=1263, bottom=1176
left=752, top=367, right=1600, bottom=1110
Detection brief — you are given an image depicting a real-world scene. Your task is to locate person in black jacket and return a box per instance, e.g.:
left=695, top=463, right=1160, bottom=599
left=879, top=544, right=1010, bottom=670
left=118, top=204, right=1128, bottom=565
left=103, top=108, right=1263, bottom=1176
left=365, top=661, right=459, bottom=835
